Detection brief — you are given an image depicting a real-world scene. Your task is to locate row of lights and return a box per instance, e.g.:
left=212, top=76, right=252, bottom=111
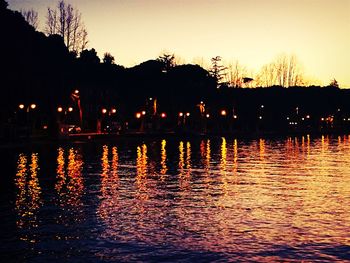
left=321, top=116, right=350, bottom=122
left=135, top=111, right=167, bottom=119
left=135, top=110, right=239, bottom=119
left=287, top=115, right=310, bottom=121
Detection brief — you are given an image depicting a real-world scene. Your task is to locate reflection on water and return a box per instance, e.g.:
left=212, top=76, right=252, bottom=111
left=160, top=139, right=167, bottom=178
left=178, top=141, right=192, bottom=190
left=15, top=153, right=41, bottom=235
left=9, top=136, right=350, bottom=261
left=98, top=145, right=119, bottom=226
left=136, top=144, right=148, bottom=201
left=55, top=148, right=84, bottom=209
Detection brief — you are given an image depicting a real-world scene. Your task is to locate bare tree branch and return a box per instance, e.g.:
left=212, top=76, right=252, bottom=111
left=21, top=9, right=39, bottom=30
left=45, top=0, right=88, bottom=54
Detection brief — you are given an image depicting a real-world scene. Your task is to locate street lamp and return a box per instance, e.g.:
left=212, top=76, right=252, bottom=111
left=220, top=110, right=227, bottom=116
left=18, top=103, right=37, bottom=112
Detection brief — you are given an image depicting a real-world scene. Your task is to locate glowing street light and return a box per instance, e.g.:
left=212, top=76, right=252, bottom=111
left=161, top=112, right=166, bottom=118
left=102, top=108, right=107, bottom=114
left=220, top=110, right=227, bottom=116
left=186, top=112, right=190, bottom=117
left=179, top=112, right=184, bottom=117
left=19, top=103, right=37, bottom=112
left=111, top=108, right=117, bottom=114
left=259, top=116, right=263, bottom=120
left=74, top=89, right=79, bottom=94
left=136, top=112, right=142, bottom=119
left=142, top=110, right=146, bottom=115
left=233, top=115, right=238, bottom=119
left=57, top=107, right=75, bottom=114
left=206, top=113, right=210, bottom=118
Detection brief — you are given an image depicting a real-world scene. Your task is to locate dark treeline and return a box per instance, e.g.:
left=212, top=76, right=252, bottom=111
left=1, top=0, right=349, bottom=139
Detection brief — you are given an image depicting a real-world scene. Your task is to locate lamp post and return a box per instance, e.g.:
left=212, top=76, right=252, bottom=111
left=17, top=103, right=37, bottom=137
left=101, top=107, right=117, bottom=133
left=71, top=89, right=82, bottom=127
left=56, top=106, right=81, bottom=134
left=18, top=103, right=37, bottom=113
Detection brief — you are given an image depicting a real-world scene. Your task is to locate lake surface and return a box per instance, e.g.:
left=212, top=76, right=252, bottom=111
left=0, top=135, right=350, bottom=262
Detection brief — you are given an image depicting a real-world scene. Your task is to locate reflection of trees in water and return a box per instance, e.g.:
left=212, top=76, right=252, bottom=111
left=15, top=153, right=41, bottom=242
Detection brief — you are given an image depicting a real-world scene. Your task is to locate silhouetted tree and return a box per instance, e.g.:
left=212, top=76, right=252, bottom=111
left=103, top=52, right=115, bottom=64
left=157, top=53, right=175, bottom=72
left=79, top=48, right=100, bottom=64
left=0, top=0, right=7, bottom=10
left=20, top=9, right=38, bottom=30
left=243, top=77, right=254, bottom=85
left=209, top=56, right=227, bottom=87
left=45, top=0, right=88, bottom=53
left=329, top=78, right=339, bottom=88
left=256, top=54, right=304, bottom=87
left=227, top=61, right=247, bottom=88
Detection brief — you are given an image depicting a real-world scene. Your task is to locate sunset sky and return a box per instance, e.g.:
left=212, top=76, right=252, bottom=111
left=7, top=0, right=350, bottom=87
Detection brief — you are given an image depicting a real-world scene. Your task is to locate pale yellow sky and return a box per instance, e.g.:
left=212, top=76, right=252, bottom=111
left=8, top=0, right=350, bottom=86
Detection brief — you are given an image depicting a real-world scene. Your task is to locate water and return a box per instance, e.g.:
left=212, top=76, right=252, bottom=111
left=0, top=135, right=350, bottom=262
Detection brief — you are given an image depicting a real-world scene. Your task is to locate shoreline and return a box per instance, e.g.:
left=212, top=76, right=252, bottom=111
left=1, top=130, right=349, bottom=148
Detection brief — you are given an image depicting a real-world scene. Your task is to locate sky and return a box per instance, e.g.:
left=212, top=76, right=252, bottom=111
left=7, top=0, right=350, bottom=87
